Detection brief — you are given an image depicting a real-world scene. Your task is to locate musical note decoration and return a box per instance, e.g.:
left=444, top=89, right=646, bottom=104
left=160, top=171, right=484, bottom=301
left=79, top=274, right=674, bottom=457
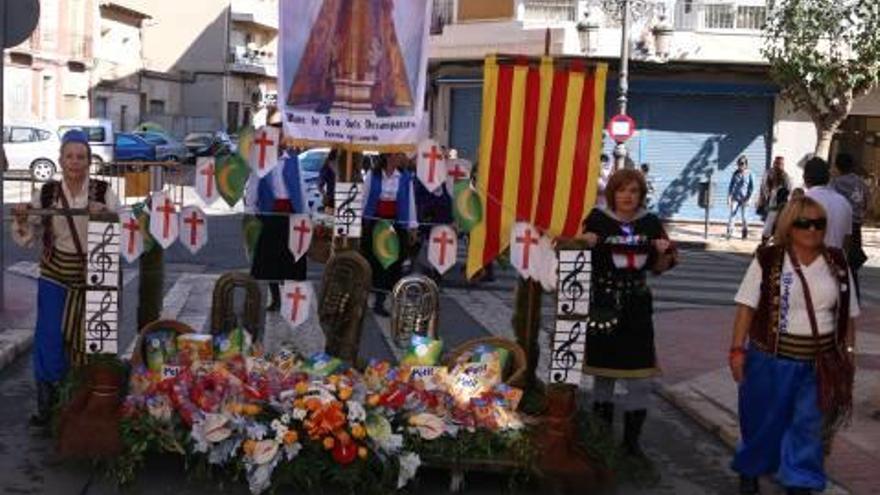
left=287, top=214, right=313, bottom=262
left=427, top=225, right=457, bottom=275
left=85, top=221, right=121, bottom=355
left=333, top=182, right=363, bottom=239
left=179, top=206, right=208, bottom=255
left=281, top=281, right=313, bottom=329
left=119, top=209, right=144, bottom=263
left=548, top=247, right=592, bottom=386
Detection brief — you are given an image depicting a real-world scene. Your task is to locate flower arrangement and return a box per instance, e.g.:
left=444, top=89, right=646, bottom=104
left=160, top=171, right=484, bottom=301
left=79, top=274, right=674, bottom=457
left=116, top=336, right=532, bottom=494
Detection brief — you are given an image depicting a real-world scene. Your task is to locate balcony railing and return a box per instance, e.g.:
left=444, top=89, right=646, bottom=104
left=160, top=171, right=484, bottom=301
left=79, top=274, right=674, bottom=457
left=228, top=46, right=276, bottom=76
left=521, top=0, right=578, bottom=22
left=431, top=0, right=455, bottom=34
left=68, top=34, right=94, bottom=59
left=674, top=1, right=767, bottom=32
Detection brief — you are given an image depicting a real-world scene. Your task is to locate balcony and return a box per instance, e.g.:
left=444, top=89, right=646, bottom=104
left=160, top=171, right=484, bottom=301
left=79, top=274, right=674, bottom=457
left=519, top=0, right=578, bottom=22
left=673, top=0, right=767, bottom=32
left=230, top=0, right=278, bottom=31
left=228, top=45, right=277, bottom=78
left=67, top=34, right=94, bottom=60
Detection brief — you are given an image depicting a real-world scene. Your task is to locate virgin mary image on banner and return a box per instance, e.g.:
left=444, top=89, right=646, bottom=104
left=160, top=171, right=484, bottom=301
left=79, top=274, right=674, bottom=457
left=287, top=0, right=417, bottom=117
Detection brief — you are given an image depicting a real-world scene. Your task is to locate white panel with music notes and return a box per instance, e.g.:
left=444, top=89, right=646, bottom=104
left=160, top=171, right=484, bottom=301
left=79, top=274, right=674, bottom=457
left=333, top=182, right=363, bottom=239
left=86, top=222, right=120, bottom=288
left=85, top=221, right=121, bottom=355
left=549, top=319, right=587, bottom=385
left=556, top=249, right=591, bottom=317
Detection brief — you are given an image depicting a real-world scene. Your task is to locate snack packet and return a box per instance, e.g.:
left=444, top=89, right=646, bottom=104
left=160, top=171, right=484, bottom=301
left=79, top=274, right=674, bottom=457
left=401, top=336, right=443, bottom=366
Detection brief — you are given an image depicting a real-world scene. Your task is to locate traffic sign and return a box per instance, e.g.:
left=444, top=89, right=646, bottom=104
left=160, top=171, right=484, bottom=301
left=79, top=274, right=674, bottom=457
left=607, top=114, right=636, bottom=144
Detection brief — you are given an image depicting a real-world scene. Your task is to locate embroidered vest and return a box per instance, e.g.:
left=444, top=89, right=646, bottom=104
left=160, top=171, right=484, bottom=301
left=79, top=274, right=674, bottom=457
left=256, top=155, right=306, bottom=213
left=748, top=244, right=850, bottom=354
left=363, top=169, right=413, bottom=225
left=39, top=180, right=110, bottom=253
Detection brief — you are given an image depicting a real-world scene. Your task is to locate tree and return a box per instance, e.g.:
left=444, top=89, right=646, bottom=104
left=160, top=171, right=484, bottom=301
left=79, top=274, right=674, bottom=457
left=763, top=0, right=880, bottom=159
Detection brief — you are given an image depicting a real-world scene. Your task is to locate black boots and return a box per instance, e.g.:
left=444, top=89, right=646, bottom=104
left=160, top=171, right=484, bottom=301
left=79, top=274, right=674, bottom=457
left=592, top=401, right=614, bottom=432
left=29, top=381, right=57, bottom=428
left=785, top=488, right=812, bottom=495
left=622, top=409, right=647, bottom=457
left=739, top=475, right=759, bottom=494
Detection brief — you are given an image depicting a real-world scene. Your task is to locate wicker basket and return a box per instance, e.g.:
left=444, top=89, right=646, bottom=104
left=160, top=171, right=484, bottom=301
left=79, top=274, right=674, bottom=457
left=444, top=337, right=528, bottom=388
left=129, top=319, right=195, bottom=368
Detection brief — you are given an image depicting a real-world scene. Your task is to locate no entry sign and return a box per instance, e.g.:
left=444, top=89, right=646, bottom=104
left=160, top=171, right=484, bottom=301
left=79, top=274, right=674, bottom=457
left=607, top=114, right=636, bottom=143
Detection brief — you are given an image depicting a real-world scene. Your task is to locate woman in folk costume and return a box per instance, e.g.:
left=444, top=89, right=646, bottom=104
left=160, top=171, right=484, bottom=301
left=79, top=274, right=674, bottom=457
left=245, top=135, right=309, bottom=311
left=11, top=130, right=120, bottom=427
left=361, top=153, right=417, bottom=317
left=579, top=169, right=677, bottom=456
left=730, top=196, right=858, bottom=495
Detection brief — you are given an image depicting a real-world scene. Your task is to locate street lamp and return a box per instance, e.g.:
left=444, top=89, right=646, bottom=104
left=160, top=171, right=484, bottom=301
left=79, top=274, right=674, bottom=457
left=588, top=0, right=664, bottom=170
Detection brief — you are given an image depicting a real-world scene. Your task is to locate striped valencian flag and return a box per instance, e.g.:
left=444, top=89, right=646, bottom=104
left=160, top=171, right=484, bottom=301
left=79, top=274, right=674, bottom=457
left=466, top=55, right=608, bottom=278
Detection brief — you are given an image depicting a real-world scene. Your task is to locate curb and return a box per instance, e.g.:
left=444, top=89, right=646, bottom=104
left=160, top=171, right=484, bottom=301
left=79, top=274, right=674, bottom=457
left=0, top=329, right=33, bottom=373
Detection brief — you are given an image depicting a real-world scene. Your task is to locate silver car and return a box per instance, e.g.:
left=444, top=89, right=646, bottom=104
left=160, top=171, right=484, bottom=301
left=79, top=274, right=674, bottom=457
left=2, top=122, right=61, bottom=181
left=135, top=132, right=190, bottom=162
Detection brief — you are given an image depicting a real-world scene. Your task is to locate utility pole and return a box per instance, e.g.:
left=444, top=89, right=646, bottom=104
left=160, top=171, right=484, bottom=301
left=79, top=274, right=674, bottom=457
left=613, top=0, right=631, bottom=171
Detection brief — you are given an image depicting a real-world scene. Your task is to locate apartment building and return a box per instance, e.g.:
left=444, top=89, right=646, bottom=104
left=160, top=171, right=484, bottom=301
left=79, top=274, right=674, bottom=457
left=427, top=0, right=880, bottom=221
left=3, top=0, right=98, bottom=122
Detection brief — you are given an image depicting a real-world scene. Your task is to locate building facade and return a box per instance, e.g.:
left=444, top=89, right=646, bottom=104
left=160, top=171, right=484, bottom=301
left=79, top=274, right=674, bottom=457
left=427, top=0, right=880, bottom=222
left=3, top=0, right=99, bottom=122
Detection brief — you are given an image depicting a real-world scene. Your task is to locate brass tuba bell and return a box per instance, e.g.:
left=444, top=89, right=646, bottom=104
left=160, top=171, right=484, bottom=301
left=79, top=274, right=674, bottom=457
left=390, top=275, right=440, bottom=349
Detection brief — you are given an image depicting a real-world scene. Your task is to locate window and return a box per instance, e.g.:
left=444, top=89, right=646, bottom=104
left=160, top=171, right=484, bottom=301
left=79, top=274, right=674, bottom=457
left=149, top=99, right=165, bottom=114
left=116, top=135, right=138, bottom=146
left=36, top=130, right=53, bottom=141
left=10, top=127, right=34, bottom=143
left=95, top=97, right=108, bottom=118
left=58, top=125, right=106, bottom=142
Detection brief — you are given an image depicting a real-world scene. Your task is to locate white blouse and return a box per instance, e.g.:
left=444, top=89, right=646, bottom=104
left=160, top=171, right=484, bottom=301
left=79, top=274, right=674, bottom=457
left=12, top=180, right=120, bottom=254
left=735, top=253, right=860, bottom=336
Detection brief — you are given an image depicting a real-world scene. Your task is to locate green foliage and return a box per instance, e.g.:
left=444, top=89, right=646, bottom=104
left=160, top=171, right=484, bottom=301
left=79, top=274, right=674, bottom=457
left=763, top=0, right=880, bottom=128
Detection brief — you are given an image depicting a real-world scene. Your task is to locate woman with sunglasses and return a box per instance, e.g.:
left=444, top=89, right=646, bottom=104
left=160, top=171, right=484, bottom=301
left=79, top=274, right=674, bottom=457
left=729, top=196, right=859, bottom=495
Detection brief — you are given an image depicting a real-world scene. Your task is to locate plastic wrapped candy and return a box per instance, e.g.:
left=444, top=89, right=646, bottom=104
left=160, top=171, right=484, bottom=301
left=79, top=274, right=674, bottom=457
left=177, top=334, right=214, bottom=365
left=302, top=353, right=343, bottom=377
left=449, top=360, right=501, bottom=405
left=213, top=327, right=253, bottom=361
left=401, top=336, right=443, bottom=367
left=468, top=344, right=511, bottom=375
left=407, top=366, right=448, bottom=392
left=145, top=330, right=178, bottom=372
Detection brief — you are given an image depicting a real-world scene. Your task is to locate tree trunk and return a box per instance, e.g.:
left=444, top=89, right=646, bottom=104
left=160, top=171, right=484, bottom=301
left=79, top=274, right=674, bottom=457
left=814, top=126, right=836, bottom=161
left=137, top=245, right=163, bottom=330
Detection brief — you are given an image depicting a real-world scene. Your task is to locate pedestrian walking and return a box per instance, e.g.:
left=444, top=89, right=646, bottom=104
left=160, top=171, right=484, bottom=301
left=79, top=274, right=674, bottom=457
left=11, top=130, right=120, bottom=427
left=804, top=157, right=852, bottom=250
left=244, top=127, right=310, bottom=312
left=729, top=196, right=859, bottom=495
left=757, top=156, right=792, bottom=244
left=317, top=148, right=338, bottom=213
left=831, top=152, right=870, bottom=296
left=361, top=153, right=418, bottom=317
left=727, top=155, right=755, bottom=240
left=640, top=163, right=655, bottom=211
left=579, top=168, right=678, bottom=457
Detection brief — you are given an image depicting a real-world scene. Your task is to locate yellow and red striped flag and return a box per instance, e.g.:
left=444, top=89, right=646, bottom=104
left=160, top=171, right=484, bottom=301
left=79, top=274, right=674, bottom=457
left=466, top=55, right=608, bottom=278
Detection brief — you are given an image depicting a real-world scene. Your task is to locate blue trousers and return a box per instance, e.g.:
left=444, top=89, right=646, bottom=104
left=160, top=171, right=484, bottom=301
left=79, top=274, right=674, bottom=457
left=34, top=278, right=69, bottom=383
left=732, top=348, right=825, bottom=491
left=727, top=200, right=749, bottom=237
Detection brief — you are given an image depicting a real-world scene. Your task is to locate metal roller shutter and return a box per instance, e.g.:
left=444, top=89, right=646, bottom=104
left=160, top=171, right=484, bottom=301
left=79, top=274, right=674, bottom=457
left=449, top=86, right=483, bottom=163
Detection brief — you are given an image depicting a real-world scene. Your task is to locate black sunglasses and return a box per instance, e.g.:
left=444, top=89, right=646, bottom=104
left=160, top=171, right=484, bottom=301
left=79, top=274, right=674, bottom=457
left=792, top=217, right=827, bottom=230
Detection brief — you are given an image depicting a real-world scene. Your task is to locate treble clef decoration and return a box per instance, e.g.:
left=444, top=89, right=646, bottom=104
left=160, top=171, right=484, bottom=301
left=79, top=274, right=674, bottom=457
left=551, top=320, right=584, bottom=384
left=89, top=223, right=117, bottom=287
left=559, top=251, right=588, bottom=316
left=86, top=291, right=115, bottom=353
left=334, top=183, right=362, bottom=238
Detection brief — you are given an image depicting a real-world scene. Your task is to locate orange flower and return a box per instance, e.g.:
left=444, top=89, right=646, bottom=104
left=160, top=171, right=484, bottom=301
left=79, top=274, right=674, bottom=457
left=367, top=394, right=380, bottom=407
left=243, top=439, right=257, bottom=456
left=327, top=375, right=340, bottom=386
left=293, top=398, right=306, bottom=409
left=306, top=403, right=346, bottom=439
left=336, top=430, right=352, bottom=445
left=351, top=424, right=366, bottom=440
left=338, top=387, right=352, bottom=401
left=295, top=381, right=309, bottom=395
left=305, top=397, right=322, bottom=412
left=283, top=430, right=299, bottom=446
left=243, top=404, right=262, bottom=416
left=358, top=446, right=368, bottom=460
left=323, top=436, right=335, bottom=450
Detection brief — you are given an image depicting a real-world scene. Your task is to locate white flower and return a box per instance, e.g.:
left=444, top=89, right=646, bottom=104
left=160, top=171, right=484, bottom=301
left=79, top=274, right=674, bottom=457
left=397, top=452, right=421, bottom=489
left=283, top=442, right=302, bottom=461
left=292, top=408, right=307, bottom=421
left=246, top=423, right=268, bottom=440
left=346, top=401, right=366, bottom=423
left=280, top=413, right=291, bottom=424
left=376, top=433, right=403, bottom=454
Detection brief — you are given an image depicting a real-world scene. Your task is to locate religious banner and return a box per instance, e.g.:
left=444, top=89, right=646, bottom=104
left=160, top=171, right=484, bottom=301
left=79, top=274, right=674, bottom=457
left=249, top=126, right=280, bottom=178
left=416, top=139, right=447, bottom=192
left=149, top=191, right=179, bottom=249
left=509, top=222, right=541, bottom=280
left=179, top=206, right=208, bottom=255
left=279, top=0, right=431, bottom=147
left=119, top=209, right=144, bottom=263
left=467, top=56, right=608, bottom=278
left=288, top=213, right=313, bottom=262
left=446, top=158, right=472, bottom=185
left=85, top=221, right=120, bottom=354
left=333, top=182, right=363, bottom=239
left=427, top=225, right=457, bottom=275
left=195, top=157, right=219, bottom=205
left=280, top=281, right=314, bottom=329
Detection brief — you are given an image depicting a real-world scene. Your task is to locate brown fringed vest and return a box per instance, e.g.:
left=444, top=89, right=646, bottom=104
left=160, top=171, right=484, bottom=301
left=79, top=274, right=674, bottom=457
left=39, top=180, right=110, bottom=254
left=748, top=244, right=850, bottom=356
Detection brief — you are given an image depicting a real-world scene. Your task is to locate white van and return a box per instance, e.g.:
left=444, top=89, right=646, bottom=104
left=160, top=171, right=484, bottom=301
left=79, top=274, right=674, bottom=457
left=3, top=121, right=62, bottom=181
left=55, top=119, right=114, bottom=166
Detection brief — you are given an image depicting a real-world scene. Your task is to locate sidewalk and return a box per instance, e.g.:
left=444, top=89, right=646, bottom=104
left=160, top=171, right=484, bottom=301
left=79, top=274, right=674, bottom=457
left=665, top=220, right=880, bottom=267
left=654, top=306, right=880, bottom=495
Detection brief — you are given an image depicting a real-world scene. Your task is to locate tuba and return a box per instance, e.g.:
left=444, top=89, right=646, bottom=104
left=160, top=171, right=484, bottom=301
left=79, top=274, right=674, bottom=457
left=390, top=275, right=440, bottom=349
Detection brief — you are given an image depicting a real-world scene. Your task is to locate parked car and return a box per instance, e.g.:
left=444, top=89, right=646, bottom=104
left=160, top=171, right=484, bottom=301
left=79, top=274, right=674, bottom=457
left=2, top=121, right=61, bottom=181
left=135, top=132, right=189, bottom=162
left=55, top=118, right=114, bottom=167
left=183, top=131, right=235, bottom=162
left=114, top=133, right=157, bottom=162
